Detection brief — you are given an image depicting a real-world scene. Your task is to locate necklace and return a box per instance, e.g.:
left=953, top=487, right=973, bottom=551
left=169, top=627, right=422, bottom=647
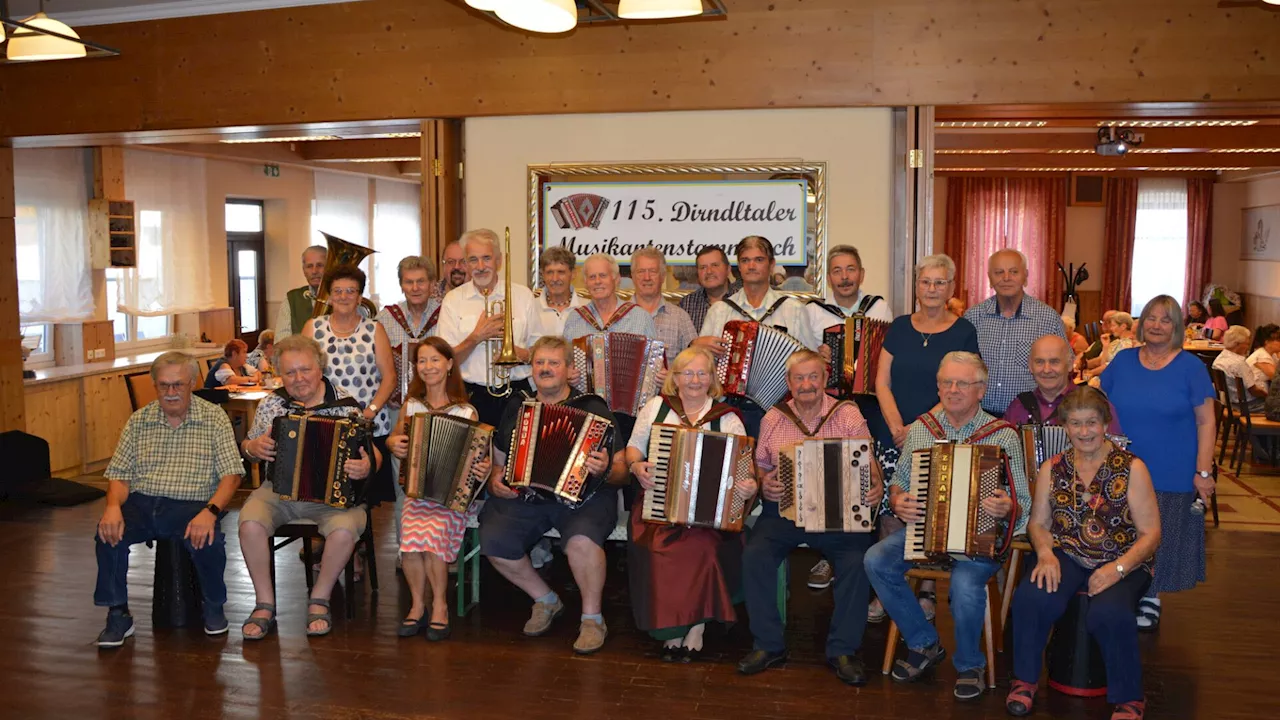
left=920, top=330, right=936, bottom=347
left=1140, top=344, right=1175, bottom=369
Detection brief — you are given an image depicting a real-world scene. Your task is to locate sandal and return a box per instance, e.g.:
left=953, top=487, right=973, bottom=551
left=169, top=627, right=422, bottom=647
left=891, top=642, right=946, bottom=683
left=918, top=589, right=937, bottom=622
left=1006, top=679, right=1037, bottom=716
left=1136, top=598, right=1161, bottom=632
left=241, top=602, right=277, bottom=641
left=306, top=598, right=333, bottom=637
left=398, top=614, right=427, bottom=638
left=1111, top=700, right=1146, bottom=719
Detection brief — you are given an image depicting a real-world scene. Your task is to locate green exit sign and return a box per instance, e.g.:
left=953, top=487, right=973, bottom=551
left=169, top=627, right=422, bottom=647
left=263, top=164, right=280, bottom=177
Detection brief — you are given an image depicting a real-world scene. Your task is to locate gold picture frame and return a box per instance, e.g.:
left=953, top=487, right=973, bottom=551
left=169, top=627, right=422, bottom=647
left=527, top=160, right=828, bottom=298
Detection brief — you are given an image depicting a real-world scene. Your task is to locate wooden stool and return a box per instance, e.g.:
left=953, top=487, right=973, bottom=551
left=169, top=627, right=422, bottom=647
left=880, top=566, right=1003, bottom=690
left=152, top=538, right=203, bottom=629
left=1046, top=591, right=1108, bottom=697
left=999, top=537, right=1035, bottom=634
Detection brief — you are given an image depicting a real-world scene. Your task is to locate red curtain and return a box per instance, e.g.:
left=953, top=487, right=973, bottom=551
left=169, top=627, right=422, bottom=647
left=1184, top=178, right=1214, bottom=307
left=942, top=176, right=1067, bottom=309
left=1101, top=178, right=1140, bottom=314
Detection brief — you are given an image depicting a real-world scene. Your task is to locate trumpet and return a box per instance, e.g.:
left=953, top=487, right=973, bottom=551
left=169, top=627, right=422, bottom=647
left=484, top=227, right=523, bottom=397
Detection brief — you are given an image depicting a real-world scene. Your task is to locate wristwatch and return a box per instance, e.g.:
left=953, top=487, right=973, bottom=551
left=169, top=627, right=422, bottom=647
left=205, top=502, right=222, bottom=516
left=1197, top=469, right=1213, bottom=479
left=367, top=403, right=380, bottom=413
left=1114, top=563, right=1126, bottom=578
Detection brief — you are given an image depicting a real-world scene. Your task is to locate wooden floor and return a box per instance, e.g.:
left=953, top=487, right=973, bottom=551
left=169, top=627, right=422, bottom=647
left=2, top=487, right=1278, bottom=720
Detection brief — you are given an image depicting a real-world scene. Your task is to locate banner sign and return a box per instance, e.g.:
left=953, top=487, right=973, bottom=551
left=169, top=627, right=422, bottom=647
left=1241, top=204, right=1280, bottom=262
left=541, top=179, right=809, bottom=266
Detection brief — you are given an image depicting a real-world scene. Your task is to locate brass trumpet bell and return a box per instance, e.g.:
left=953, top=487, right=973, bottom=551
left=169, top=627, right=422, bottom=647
left=312, top=231, right=379, bottom=318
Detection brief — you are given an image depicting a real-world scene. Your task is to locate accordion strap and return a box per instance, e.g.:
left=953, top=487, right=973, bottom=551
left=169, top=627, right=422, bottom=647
left=574, top=301, right=641, bottom=332
left=774, top=399, right=853, bottom=437
left=857, top=294, right=884, bottom=314
left=917, top=412, right=1014, bottom=445
left=659, top=394, right=740, bottom=429
left=384, top=303, right=433, bottom=341
left=807, top=298, right=845, bottom=318
left=273, top=385, right=364, bottom=414
left=720, top=296, right=790, bottom=325
left=1015, top=391, right=1042, bottom=424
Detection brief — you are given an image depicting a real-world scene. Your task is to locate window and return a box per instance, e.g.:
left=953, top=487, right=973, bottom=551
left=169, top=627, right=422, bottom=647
left=372, top=179, right=422, bottom=306
left=13, top=148, right=94, bottom=326
left=20, top=323, right=52, bottom=366
left=226, top=201, right=264, bottom=233
left=106, top=267, right=172, bottom=348
left=1129, top=178, right=1188, bottom=317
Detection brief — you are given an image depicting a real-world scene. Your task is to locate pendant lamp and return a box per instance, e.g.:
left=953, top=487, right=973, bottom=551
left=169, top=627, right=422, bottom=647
left=495, top=0, right=577, bottom=34
left=618, top=0, right=703, bottom=19
left=465, top=0, right=506, bottom=10
left=7, top=12, right=87, bottom=61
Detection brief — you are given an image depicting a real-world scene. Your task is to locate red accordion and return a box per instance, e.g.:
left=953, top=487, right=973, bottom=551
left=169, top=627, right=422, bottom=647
left=571, top=332, right=666, bottom=417
left=716, top=320, right=806, bottom=409
left=822, top=315, right=889, bottom=397
left=503, top=401, right=615, bottom=507
left=550, top=193, right=610, bottom=230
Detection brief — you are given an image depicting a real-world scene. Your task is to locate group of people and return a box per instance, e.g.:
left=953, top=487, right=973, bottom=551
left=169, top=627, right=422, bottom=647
left=92, top=230, right=1221, bottom=720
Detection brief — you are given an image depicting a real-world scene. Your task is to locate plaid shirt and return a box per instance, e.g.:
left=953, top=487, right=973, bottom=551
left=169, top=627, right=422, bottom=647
left=562, top=301, right=658, bottom=343
left=105, top=397, right=244, bottom=502
left=644, top=301, right=698, bottom=364
left=892, top=408, right=1031, bottom=534
left=964, top=294, right=1066, bottom=414
left=678, top=279, right=743, bottom=332
left=756, top=395, right=871, bottom=473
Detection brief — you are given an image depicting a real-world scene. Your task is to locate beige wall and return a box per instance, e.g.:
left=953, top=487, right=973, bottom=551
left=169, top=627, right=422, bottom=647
left=463, top=109, right=895, bottom=297
left=1215, top=173, right=1280, bottom=300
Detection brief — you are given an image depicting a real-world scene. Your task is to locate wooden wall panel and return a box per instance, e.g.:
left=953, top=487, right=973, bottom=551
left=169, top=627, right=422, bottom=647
left=1, top=0, right=1279, bottom=139
left=1242, top=292, right=1280, bottom=333
left=0, top=148, right=22, bottom=434
left=23, top=380, right=84, bottom=475
left=82, top=373, right=134, bottom=465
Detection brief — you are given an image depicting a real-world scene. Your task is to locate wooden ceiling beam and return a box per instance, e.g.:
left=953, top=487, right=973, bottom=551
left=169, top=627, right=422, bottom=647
left=934, top=151, right=1280, bottom=170
left=936, top=126, right=1280, bottom=151
left=298, top=138, right=421, bottom=161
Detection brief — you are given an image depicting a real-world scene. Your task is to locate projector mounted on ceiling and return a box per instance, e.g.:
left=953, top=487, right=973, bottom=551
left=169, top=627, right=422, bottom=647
left=1096, top=126, right=1144, bottom=157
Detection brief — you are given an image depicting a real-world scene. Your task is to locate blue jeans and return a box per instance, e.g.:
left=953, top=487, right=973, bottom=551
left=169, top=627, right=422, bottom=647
left=864, top=527, right=1000, bottom=672
left=742, top=502, right=874, bottom=657
left=93, top=493, right=228, bottom=610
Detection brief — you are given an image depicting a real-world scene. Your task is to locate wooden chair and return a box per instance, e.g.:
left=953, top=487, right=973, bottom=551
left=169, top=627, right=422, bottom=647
left=267, top=507, right=379, bottom=619
left=1230, top=375, right=1280, bottom=472
left=998, top=537, right=1034, bottom=636
left=1210, top=369, right=1236, bottom=465
left=880, top=566, right=1003, bottom=690
left=124, top=370, right=157, bottom=411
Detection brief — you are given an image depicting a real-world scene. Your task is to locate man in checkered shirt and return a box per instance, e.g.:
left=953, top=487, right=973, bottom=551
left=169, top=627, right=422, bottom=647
left=94, top=352, right=244, bottom=648
left=963, top=249, right=1066, bottom=415
left=737, top=349, right=885, bottom=687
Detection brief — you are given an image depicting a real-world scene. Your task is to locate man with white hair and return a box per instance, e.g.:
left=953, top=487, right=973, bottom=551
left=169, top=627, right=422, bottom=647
left=1213, top=325, right=1268, bottom=413
left=275, top=245, right=328, bottom=339
left=630, top=247, right=698, bottom=366
left=964, top=249, right=1066, bottom=416
left=1003, top=335, right=1122, bottom=435
left=864, top=351, right=1030, bottom=701
left=436, top=228, right=543, bottom=426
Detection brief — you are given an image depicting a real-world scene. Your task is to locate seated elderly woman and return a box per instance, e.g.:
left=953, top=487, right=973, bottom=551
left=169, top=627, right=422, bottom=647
left=205, top=338, right=260, bottom=389
left=1006, top=386, right=1160, bottom=720
left=1081, top=312, right=1137, bottom=382
left=1246, top=323, right=1279, bottom=383
left=1213, top=325, right=1269, bottom=413
left=1063, top=316, right=1089, bottom=357
left=246, top=330, right=275, bottom=374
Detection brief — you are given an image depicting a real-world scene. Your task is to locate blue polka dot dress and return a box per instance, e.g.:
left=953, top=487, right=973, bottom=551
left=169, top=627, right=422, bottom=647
left=310, top=317, right=392, bottom=436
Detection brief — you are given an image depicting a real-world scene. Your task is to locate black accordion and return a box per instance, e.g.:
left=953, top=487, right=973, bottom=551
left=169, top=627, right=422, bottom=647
left=571, top=332, right=666, bottom=417
left=503, top=400, right=615, bottom=507
left=777, top=438, right=878, bottom=532
left=822, top=316, right=889, bottom=397
left=716, top=320, right=806, bottom=409
left=266, top=413, right=371, bottom=509
left=401, top=413, right=494, bottom=513
left=641, top=424, right=756, bottom=531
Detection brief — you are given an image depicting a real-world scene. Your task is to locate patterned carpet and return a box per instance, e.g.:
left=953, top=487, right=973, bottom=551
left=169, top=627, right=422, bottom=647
left=1215, top=459, right=1280, bottom=533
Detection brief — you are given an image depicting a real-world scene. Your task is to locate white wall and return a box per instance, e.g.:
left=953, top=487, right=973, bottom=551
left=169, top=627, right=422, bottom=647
left=463, top=108, right=895, bottom=296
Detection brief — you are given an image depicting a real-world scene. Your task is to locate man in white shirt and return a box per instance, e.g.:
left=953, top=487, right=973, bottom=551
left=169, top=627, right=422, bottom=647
left=1213, top=325, right=1268, bottom=413
left=535, top=245, right=588, bottom=336
left=806, top=244, right=894, bottom=335
left=435, top=229, right=543, bottom=426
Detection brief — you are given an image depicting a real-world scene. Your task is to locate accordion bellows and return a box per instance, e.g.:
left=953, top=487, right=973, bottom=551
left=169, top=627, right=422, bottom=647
left=778, top=438, right=877, bottom=532
left=906, top=444, right=1010, bottom=562
left=504, top=401, right=615, bottom=507
left=822, top=316, right=889, bottom=396
left=641, top=424, right=756, bottom=531
left=716, top=320, right=806, bottom=409
left=267, top=413, right=368, bottom=509
left=572, top=333, right=665, bottom=417
left=402, top=413, right=493, bottom=513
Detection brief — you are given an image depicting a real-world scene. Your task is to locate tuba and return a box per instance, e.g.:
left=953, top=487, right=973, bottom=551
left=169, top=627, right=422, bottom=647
left=312, top=231, right=379, bottom=318
left=484, top=227, right=523, bottom=397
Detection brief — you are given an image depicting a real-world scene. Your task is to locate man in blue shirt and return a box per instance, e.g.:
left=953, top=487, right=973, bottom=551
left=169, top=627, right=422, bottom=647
left=964, top=249, right=1066, bottom=415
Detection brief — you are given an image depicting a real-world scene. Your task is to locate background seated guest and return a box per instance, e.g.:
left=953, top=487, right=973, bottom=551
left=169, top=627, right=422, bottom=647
left=206, top=338, right=260, bottom=388
left=1247, top=324, right=1279, bottom=383
left=1203, top=298, right=1228, bottom=341
left=1213, top=325, right=1268, bottom=413
left=737, top=350, right=884, bottom=686
left=1006, top=387, right=1160, bottom=720
left=627, top=347, right=754, bottom=661
left=1185, top=300, right=1208, bottom=326
left=94, top=353, right=243, bottom=647
left=247, top=330, right=275, bottom=374
left=1082, top=313, right=1137, bottom=381
left=1099, top=310, right=1118, bottom=344
left=535, top=246, right=587, bottom=336
left=1063, top=317, right=1089, bottom=357
left=679, top=245, right=741, bottom=333
left=386, top=338, right=489, bottom=641
left=238, top=335, right=379, bottom=639
left=479, top=337, right=628, bottom=655
left=864, top=352, right=1029, bottom=701
left=1005, top=335, right=1122, bottom=435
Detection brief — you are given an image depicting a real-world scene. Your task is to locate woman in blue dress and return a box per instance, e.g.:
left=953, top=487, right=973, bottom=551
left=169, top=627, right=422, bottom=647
left=1101, top=294, right=1216, bottom=631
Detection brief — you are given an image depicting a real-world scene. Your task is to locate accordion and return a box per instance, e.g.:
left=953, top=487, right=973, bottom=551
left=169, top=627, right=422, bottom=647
left=388, top=341, right=419, bottom=410
left=401, top=413, right=494, bottom=513
left=1020, top=424, right=1130, bottom=481
left=641, top=424, right=756, bottom=531
left=905, top=444, right=1013, bottom=562
left=822, top=316, right=890, bottom=396
left=777, top=438, right=878, bottom=532
left=550, top=193, right=610, bottom=230
left=571, top=332, right=666, bottom=416
left=266, top=413, right=371, bottom=509
left=716, top=320, right=806, bottom=409
left=503, top=400, right=615, bottom=507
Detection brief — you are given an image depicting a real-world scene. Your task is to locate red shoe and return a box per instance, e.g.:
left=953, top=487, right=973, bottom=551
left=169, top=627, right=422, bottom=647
left=1111, top=700, right=1146, bottom=719
left=1005, top=679, right=1037, bottom=716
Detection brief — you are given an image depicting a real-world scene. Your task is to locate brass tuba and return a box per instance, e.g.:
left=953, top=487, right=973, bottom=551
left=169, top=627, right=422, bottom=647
left=312, top=231, right=379, bottom=318
left=484, top=227, right=523, bottom=397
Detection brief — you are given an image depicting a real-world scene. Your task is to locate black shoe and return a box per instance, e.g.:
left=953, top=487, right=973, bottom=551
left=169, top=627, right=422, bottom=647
left=397, top=615, right=427, bottom=638
left=828, top=654, right=868, bottom=686
left=681, top=647, right=701, bottom=664
left=737, top=649, right=788, bottom=675
left=96, top=609, right=135, bottom=649
left=425, top=622, right=451, bottom=642
left=660, top=645, right=684, bottom=663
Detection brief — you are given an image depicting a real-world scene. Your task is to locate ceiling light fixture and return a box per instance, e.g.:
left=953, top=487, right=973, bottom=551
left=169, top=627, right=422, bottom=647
left=344, top=157, right=421, bottom=163
left=221, top=135, right=342, bottom=144
left=935, top=121, right=1049, bottom=129
left=935, top=149, right=1015, bottom=155
left=495, top=0, right=577, bottom=33
left=1210, top=148, right=1280, bottom=153
left=1096, top=119, right=1258, bottom=128
left=6, top=11, right=86, bottom=61
left=619, top=0, right=704, bottom=19
left=465, top=0, right=506, bottom=9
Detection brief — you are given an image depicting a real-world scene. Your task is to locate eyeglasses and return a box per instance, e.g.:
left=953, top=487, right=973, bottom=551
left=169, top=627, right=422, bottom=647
left=156, top=382, right=190, bottom=392
left=937, top=379, right=984, bottom=391
left=918, top=279, right=952, bottom=290
left=330, top=287, right=361, bottom=297
left=677, top=370, right=710, bottom=381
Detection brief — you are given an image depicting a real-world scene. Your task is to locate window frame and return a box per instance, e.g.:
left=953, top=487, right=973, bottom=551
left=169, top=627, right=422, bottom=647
left=104, top=267, right=173, bottom=352
left=20, top=323, right=54, bottom=368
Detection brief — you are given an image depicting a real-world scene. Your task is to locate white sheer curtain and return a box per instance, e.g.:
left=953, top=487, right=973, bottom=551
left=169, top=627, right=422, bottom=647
left=313, top=171, right=371, bottom=278
left=372, top=179, right=422, bottom=306
left=14, top=149, right=94, bottom=323
left=118, top=150, right=216, bottom=316
left=1129, top=177, right=1189, bottom=316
